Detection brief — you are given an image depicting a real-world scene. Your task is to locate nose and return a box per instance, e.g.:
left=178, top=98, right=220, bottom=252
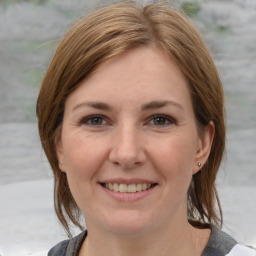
left=109, top=124, right=146, bottom=169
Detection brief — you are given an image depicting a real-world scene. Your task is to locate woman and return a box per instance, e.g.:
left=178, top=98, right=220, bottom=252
left=36, top=2, right=255, bottom=256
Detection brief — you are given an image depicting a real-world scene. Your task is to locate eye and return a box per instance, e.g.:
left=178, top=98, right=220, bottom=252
left=148, top=114, right=176, bottom=126
left=80, top=115, right=107, bottom=126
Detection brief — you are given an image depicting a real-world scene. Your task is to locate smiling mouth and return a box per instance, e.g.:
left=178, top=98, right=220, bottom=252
left=101, top=183, right=157, bottom=193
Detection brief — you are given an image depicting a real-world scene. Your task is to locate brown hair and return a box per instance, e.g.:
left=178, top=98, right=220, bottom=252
left=37, top=1, right=225, bottom=237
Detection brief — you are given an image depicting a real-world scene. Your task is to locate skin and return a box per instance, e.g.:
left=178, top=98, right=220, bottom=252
left=57, top=47, right=214, bottom=256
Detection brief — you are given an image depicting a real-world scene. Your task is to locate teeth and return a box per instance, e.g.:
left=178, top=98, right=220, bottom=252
left=104, top=183, right=154, bottom=193
left=128, top=184, right=136, bottom=193
left=142, top=184, right=148, bottom=191
left=113, top=183, right=119, bottom=192
left=136, top=184, right=142, bottom=192
left=119, top=184, right=128, bottom=193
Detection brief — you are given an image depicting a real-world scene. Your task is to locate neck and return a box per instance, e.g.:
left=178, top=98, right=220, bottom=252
left=79, top=220, right=210, bottom=256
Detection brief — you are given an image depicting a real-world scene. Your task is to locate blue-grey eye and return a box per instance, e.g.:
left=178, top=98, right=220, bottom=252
left=80, top=115, right=106, bottom=126
left=89, top=117, right=103, bottom=125
left=153, top=116, right=168, bottom=125
left=149, top=115, right=175, bottom=126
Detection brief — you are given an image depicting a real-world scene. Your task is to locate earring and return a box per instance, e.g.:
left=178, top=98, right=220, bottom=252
left=197, top=162, right=202, bottom=168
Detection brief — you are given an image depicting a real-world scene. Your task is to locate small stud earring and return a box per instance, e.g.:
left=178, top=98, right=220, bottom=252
left=197, top=162, right=202, bottom=168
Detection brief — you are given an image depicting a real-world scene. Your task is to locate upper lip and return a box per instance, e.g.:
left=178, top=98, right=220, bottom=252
left=99, top=178, right=158, bottom=185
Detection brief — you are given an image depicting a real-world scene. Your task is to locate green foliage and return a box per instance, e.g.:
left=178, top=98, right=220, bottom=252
left=30, top=69, right=45, bottom=88
left=181, top=1, right=201, bottom=16
left=215, top=25, right=229, bottom=34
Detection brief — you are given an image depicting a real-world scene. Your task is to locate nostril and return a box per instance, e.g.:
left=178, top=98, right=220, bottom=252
left=109, top=144, right=146, bottom=168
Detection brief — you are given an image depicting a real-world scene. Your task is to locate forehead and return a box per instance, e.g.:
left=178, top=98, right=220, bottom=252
left=65, top=47, right=192, bottom=111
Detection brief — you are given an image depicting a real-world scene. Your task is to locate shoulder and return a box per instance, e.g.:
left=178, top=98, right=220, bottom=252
left=203, top=226, right=256, bottom=256
left=48, top=230, right=87, bottom=256
left=202, top=226, right=237, bottom=256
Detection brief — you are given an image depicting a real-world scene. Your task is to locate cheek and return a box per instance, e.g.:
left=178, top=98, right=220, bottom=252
left=149, top=134, right=197, bottom=179
left=62, top=133, right=107, bottom=180
left=61, top=134, right=108, bottom=209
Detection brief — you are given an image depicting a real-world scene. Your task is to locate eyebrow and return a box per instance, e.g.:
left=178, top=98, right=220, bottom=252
left=141, top=100, right=184, bottom=111
left=72, top=101, right=112, bottom=112
left=72, top=100, right=184, bottom=112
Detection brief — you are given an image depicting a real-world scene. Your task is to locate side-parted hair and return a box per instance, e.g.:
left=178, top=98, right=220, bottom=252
left=37, top=1, right=225, bottom=237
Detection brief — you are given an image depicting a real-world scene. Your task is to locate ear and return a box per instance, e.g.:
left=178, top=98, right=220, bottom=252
left=193, top=121, right=215, bottom=174
left=56, top=136, right=66, bottom=173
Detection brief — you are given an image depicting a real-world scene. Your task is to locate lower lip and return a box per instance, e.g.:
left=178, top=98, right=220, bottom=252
left=100, top=184, right=155, bottom=202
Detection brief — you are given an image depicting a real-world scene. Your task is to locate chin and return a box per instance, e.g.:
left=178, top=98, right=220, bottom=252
left=100, top=210, right=154, bottom=236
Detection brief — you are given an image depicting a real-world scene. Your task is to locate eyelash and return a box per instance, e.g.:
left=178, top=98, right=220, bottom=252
left=79, top=114, right=107, bottom=126
left=147, top=114, right=176, bottom=127
left=78, top=114, right=176, bottom=127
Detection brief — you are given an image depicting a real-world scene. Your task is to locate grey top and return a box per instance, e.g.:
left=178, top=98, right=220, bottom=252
left=48, top=226, right=238, bottom=256
left=202, top=226, right=237, bottom=255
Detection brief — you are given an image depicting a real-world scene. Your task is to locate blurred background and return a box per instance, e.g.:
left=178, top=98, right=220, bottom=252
left=0, top=0, right=255, bottom=255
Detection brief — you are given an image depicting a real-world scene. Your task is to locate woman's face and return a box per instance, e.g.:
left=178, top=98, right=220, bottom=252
left=57, top=47, right=213, bottom=236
